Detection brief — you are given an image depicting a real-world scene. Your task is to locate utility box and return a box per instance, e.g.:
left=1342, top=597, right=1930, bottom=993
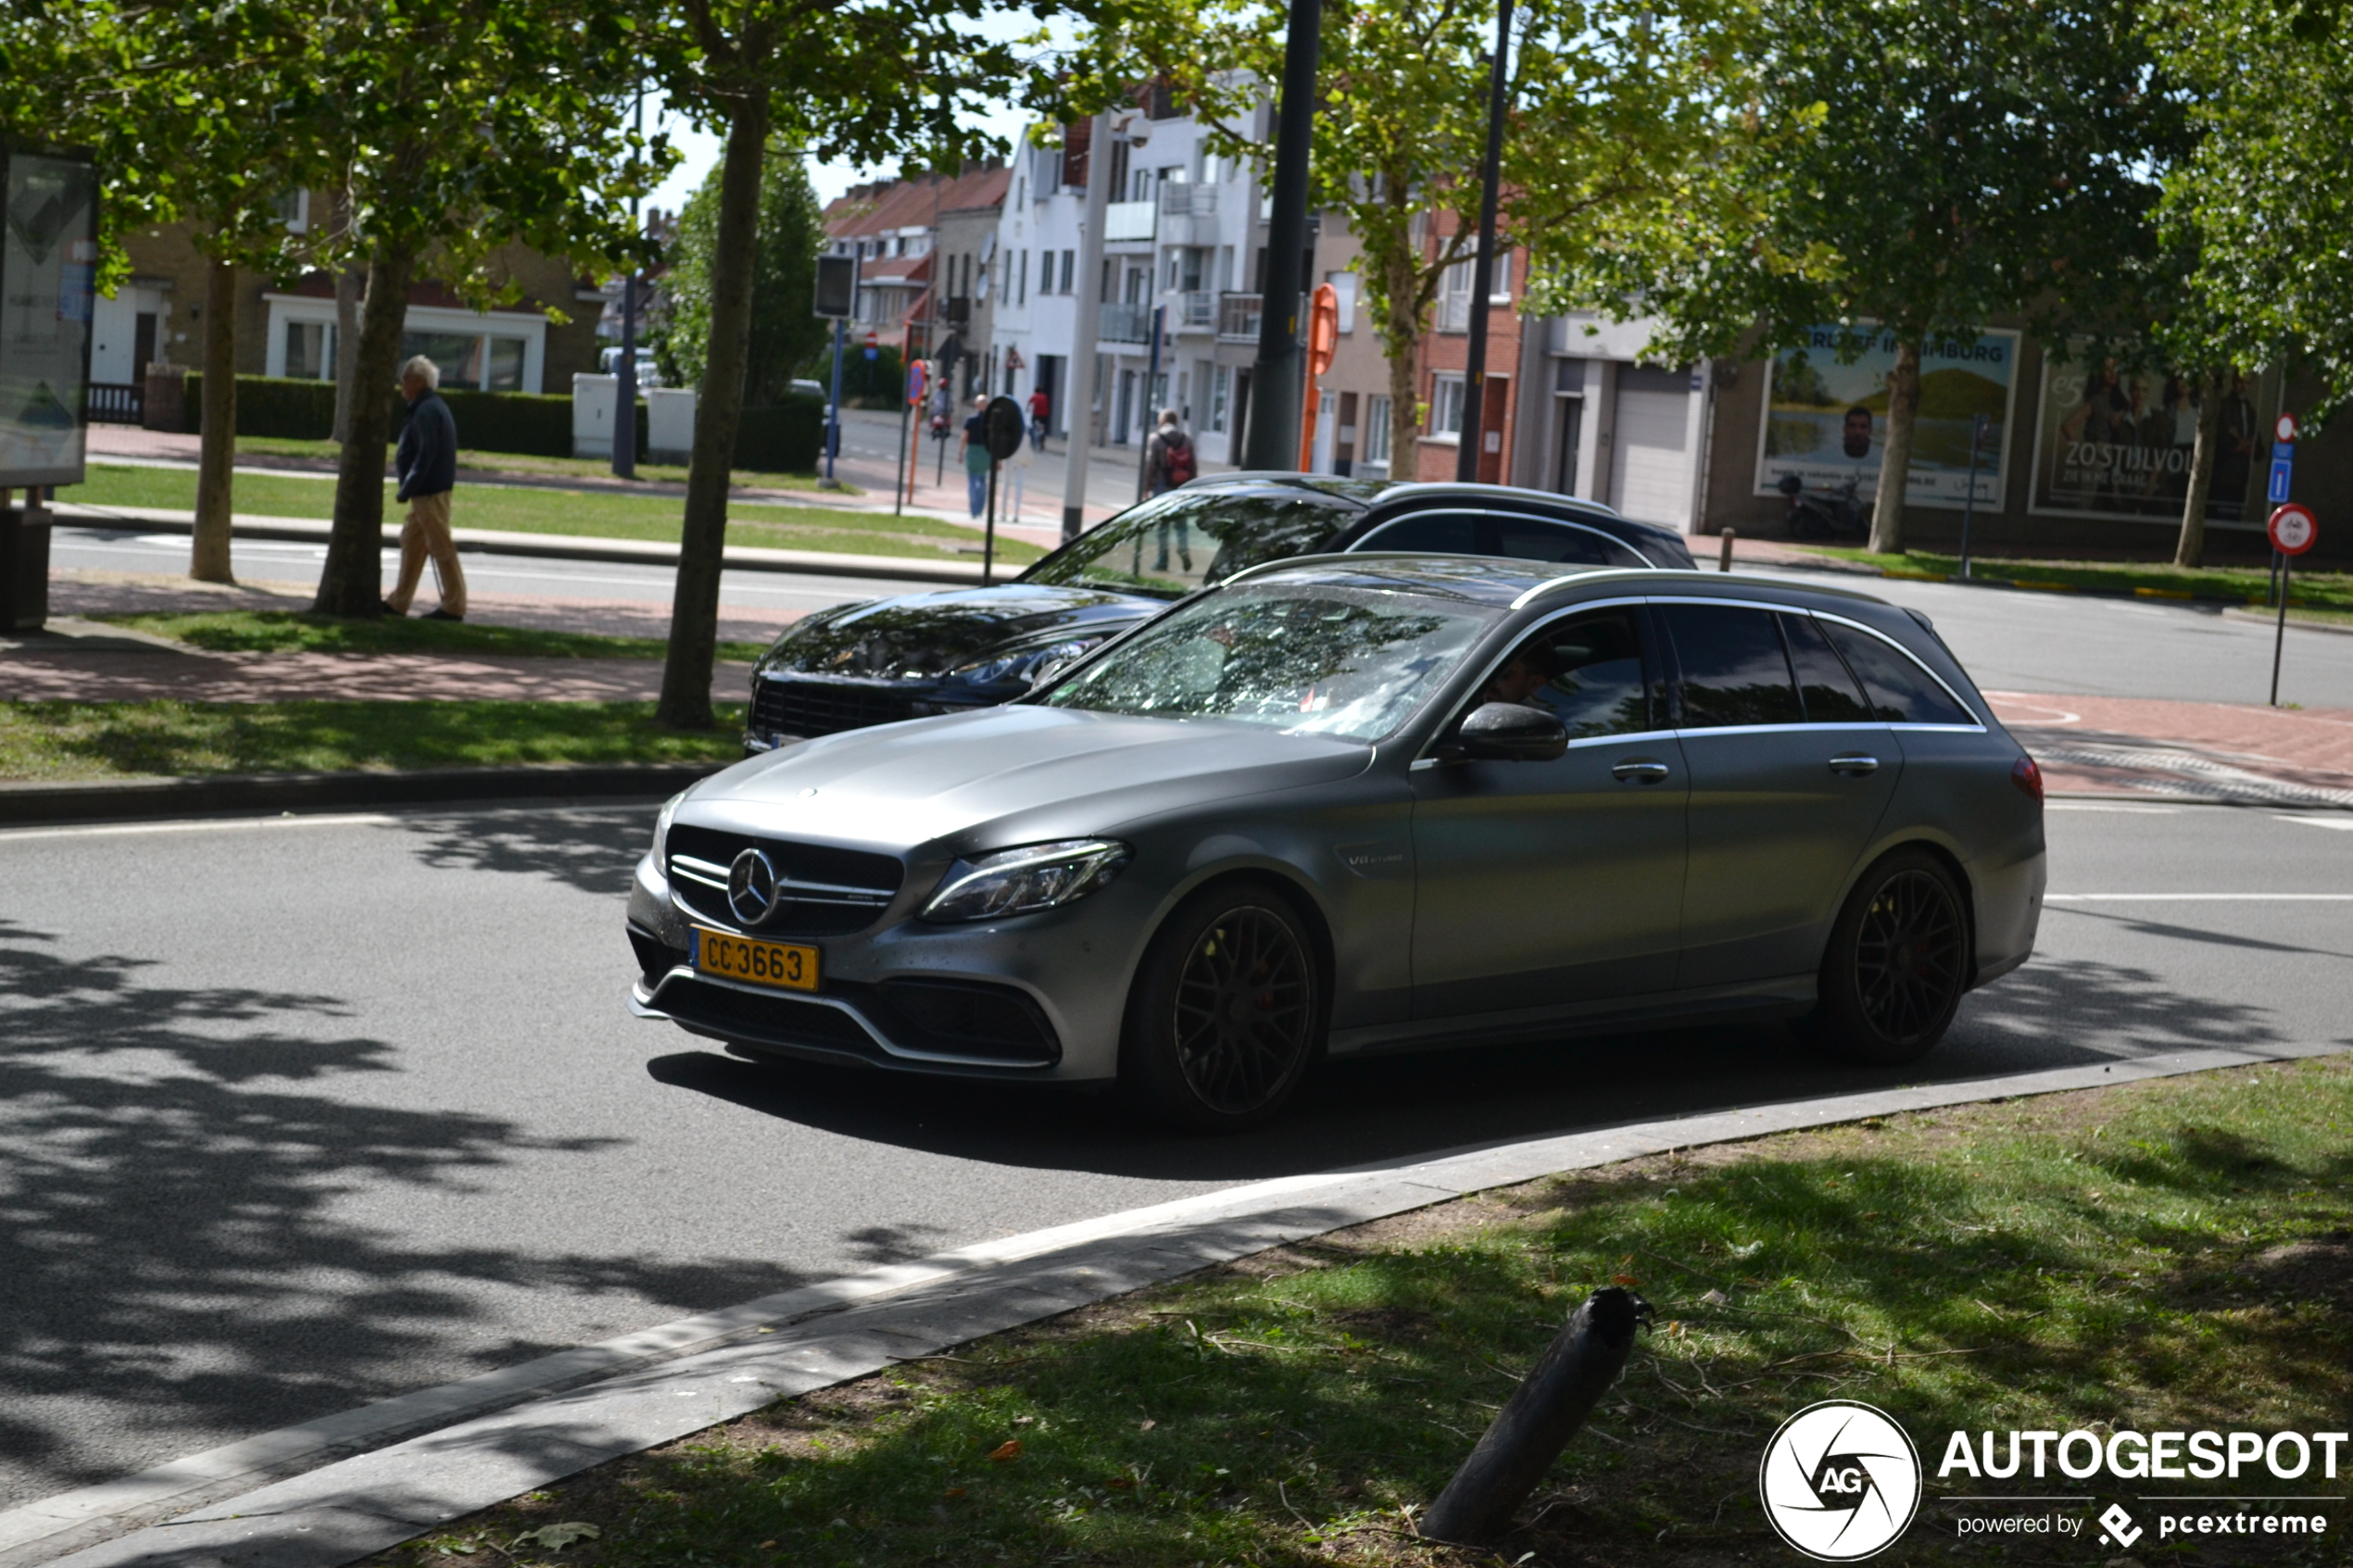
left=646, top=387, right=696, bottom=465
left=572, top=372, right=618, bottom=459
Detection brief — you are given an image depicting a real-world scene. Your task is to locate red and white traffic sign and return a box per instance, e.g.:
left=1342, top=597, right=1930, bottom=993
left=2274, top=411, right=2299, bottom=445
left=864, top=329, right=878, bottom=348
left=2268, top=502, right=2318, bottom=556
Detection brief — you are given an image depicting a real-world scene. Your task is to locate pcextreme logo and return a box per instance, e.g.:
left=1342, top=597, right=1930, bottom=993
left=1759, top=1400, right=1924, bottom=1561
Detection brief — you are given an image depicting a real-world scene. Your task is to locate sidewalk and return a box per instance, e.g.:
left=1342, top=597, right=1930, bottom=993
left=1989, top=690, right=2353, bottom=809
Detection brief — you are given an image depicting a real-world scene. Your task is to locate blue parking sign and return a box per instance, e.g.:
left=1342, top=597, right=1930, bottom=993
left=2269, top=447, right=2295, bottom=505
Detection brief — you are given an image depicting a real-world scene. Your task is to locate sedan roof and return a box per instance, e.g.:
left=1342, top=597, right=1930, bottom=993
left=1229, top=552, right=1898, bottom=610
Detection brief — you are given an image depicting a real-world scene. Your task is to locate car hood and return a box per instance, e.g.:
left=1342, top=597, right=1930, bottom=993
left=762, top=583, right=1161, bottom=679
left=680, top=704, right=1377, bottom=855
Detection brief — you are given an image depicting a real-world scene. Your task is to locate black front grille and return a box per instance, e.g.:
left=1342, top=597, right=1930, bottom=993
left=875, top=978, right=1061, bottom=1065
left=652, top=973, right=1060, bottom=1068
left=665, top=825, right=904, bottom=937
left=655, top=976, right=882, bottom=1059
left=628, top=924, right=687, bottom=985
left=751, top=677, right=917, bottom=738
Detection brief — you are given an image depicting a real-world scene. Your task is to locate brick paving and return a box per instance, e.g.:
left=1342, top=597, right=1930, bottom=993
left=1989, top=691, right=2353, bottom=809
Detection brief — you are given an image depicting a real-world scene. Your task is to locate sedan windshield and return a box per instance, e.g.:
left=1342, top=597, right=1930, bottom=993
left=1020, top=489, right=1353, bottom=599
left=1037, top=583, right=1500, bottom=742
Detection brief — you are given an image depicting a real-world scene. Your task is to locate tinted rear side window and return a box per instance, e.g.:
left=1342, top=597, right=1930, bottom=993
left=1661, top=604, right=1803, bottom=727
left=1818, top=621, right=1978, bottom=725
left=1493, top=518, right=1648, bottom=568
left=1354, top=512, right=1479, bottom=554
left=1780, top=613, right=1874, bottom=722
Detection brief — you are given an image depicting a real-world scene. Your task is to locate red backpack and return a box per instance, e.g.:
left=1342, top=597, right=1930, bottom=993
left=1163, top=435, right=1196, bottom=486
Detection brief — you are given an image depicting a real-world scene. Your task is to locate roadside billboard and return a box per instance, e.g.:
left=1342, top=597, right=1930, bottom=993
left=0, top=148, right=97, bottom=488
left=1754, top=325, right=2019, bottom=510
left=2029, top=352, right=2259, bottom=529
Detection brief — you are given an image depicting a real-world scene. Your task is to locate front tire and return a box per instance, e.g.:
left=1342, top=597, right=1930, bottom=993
left=1122, top=883, right=1324, bottom=1132
left=1810, top=847, right=1969, bottom=1064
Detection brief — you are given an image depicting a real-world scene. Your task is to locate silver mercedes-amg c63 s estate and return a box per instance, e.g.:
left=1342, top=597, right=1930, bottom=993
left=628, top=555, right=2046, bottom=1131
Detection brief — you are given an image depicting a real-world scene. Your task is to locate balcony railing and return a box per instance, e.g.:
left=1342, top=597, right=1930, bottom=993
left=942, top=295, right=971, bottom=327
left=1158, top=182, right=1217, bottom=218
left=1100, top=300, right=1153, bottom=344
left=1216, top=292, right=1262, bottom=342
left=1176, top=290, right=1216, bottom=330
left=1103, top=200, right=1157, bottom=243
left=86, top=383, right=145, bottom=426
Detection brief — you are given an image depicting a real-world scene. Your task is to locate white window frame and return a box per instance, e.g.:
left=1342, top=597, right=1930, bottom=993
left=262, top=294, right=547, bottom=392
left=1437, top=259, right=1473, bottom=332
left=1362, top=395, right=1393, bottom=464
left=1428, top=373, right=1466, bottom=441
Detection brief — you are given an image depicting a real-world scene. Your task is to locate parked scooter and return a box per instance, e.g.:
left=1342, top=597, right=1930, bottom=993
left=1777, top=472, right=1871, bottom=541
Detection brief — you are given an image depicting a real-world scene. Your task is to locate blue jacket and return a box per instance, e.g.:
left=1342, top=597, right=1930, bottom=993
left=396, top=390, right=458, bottom=502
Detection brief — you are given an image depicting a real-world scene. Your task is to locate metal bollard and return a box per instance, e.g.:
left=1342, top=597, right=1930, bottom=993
left=1418, top=1286, right=1653, bottom=1546
left=1718, top=527, right=1736, bottom=572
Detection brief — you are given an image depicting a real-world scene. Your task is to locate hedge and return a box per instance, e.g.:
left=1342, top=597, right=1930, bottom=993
left=182, top=373, right=650, bottom=459
left=734, top=395, right=824, bottom=472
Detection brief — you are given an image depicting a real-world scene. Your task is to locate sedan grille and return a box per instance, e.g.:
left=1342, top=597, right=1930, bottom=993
left=751, top=677, right=917, bottom=738
left=665, top=824, right=903, bottom=937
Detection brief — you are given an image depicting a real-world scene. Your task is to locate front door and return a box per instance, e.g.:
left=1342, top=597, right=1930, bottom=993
left=1411, top=605, right=1689, bottom=1020
left=1659, top=602, right=1903, bottom=988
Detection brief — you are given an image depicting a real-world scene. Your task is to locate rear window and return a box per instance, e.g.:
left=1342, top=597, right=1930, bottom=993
left=1818, top=621, right=1979, bottom=725
left=1021, top=490, right=1350, bottom=599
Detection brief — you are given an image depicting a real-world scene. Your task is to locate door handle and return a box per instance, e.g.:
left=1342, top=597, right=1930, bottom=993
left=1611, top=759, right=1671, bottom=784
left=1829, top=753, right=1881, bottom=776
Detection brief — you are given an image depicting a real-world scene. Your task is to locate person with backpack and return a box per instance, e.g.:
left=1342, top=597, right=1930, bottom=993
left=1145, top=410, right=1197, bottom=571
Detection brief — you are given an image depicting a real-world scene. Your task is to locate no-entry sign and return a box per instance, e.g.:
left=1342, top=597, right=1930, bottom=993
left=2274, top=411, right=2299, bottom=445
left=2268, top=503, right=2318, bottom=557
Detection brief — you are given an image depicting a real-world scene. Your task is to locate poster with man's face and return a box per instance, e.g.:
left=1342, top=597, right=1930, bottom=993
left=2030, top=352, right=2255, bottom=528
left=1754, top=325, right=2017, bottom=509
left=0, top=152, right=96, bottom=488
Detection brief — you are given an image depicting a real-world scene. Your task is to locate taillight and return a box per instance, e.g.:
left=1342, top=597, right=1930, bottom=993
left=2012, top=755, right=2044, bottom=805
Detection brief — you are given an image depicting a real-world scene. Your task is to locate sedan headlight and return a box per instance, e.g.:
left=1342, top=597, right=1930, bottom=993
left=921, top=838, right=1130, bottom=923
left=948, top=638, right=1103, bottom=686
left=650, top=791, right=684, bottom=863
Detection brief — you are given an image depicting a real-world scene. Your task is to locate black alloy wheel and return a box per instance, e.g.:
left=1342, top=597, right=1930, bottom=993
left=1124, top=885, right=1323, bottom=1131
left=1811, top=847, right=1969, bottom=1064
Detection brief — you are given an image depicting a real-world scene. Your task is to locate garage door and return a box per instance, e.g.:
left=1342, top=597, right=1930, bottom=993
left=1609, top=371, right=1693, bottom=528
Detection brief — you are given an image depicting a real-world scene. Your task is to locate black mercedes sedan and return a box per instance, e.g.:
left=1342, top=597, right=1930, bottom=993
left=743, top=476, right=1698, bottom=751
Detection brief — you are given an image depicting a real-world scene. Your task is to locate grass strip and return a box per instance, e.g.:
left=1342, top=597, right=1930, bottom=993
left=0, top=699, right=747, bottom=782
left=360, top=1057, right=2352, bottom=1568
left=94, top=609, right=772, bottom=664
left=1794, top=545, right=2353, bottom=611
left=68, top=465, right=1045, bottom=567
left=230, top=434, right=855, bottom=494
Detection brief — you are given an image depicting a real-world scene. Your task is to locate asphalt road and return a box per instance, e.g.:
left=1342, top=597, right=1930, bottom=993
left=3, top=798, right=2347, bottom=1507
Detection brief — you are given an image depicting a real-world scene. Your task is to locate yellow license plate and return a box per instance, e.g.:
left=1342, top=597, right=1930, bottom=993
left=692, top=928, right=820, bottom=992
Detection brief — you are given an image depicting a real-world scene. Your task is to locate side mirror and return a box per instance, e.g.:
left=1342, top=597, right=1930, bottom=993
left=1455, top=702, right=1568, bottom=761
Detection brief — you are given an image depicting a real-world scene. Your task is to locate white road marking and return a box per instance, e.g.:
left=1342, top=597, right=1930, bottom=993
left=0, top=813, right=401, bottom=844
left=2046, top=802, right=2179, bottom=813
left=2275, top=814, right=2353, bottom=832
left=2045, top=893, right=2353, bottom=901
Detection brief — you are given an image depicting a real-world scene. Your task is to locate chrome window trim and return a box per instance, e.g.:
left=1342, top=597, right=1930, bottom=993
left=1416, top=596, right=1660, bottom=762
left=1509, top=569, right=1654, bottom=609
left=641, top=967, right=1056, bottom=1070
left=1672, top=721, right=1896, bottom=740
left=1353, top=508, right=1660, bottom=570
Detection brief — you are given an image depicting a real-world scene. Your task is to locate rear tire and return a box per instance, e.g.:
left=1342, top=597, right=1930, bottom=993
left=1809, top=847, right=1970, bottom=1065
left=1122, top=882, right=1325, bottom=1133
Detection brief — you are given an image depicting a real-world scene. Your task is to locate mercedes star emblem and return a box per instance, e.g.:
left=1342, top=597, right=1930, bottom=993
left=726, top=847, right=780, bottom=925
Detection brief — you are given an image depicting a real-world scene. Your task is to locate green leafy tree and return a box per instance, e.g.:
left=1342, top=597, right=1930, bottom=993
left=644, top=1, right=1060, bottom=730
left=1077, top=0, right=1727, bottom=482
left=653, top=142, right=828, bottom=406
left=2147, top=0, right=2352, bottom=565
left=1552, top=0, right=2173, bottom=553
left=294, top=0, right=670, bottom=617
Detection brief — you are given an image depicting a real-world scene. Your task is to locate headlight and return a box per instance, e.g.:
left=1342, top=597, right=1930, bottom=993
left=920, top=838, right=1130, bottom=922
left=949, top=638, right=1103, bottom=686
left=650, top=792, right=684, bottom=863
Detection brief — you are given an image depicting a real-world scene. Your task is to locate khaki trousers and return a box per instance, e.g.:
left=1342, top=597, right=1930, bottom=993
left=385, top=490, right=466, bottom=617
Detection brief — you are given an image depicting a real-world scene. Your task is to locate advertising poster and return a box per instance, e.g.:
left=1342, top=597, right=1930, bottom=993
left=1755, top=324, right=2019, bottom=510
left=2031, top=351, right=2259, bottom=528
left=0, top=150, right=96, bottom=487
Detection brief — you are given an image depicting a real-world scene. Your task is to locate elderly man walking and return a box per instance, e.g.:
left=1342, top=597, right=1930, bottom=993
left=382, top=355, right=467, bottom=621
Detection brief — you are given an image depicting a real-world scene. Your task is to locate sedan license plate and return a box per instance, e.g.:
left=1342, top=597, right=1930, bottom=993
left=692, top=928, right=820, bottom=992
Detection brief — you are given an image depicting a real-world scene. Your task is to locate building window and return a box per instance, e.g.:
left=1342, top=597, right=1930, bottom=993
left=1018, top=250, right=1027, bottom=306
left=1437, top=260, right=1473, bottom=332
left=397, top=330, right=531, bottom=392
left=1210, top=364, right=1232, bottom=432
left=284, top=320, right=333, bottom=381
left=1060, top=249, right=1075, bottom=293
left=1429, top=373, right=1466, bottom=438
left=1489, top=248, right=1513, bottom=303
left=272, top=190, right=310, bottom=233
left=1363, top=395, right=1392, bottom=464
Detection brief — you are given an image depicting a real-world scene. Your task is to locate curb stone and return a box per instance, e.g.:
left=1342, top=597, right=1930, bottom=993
left=0, top=762, right=723, bottom=826
left=8, top=1039, right=2342, bottom=1568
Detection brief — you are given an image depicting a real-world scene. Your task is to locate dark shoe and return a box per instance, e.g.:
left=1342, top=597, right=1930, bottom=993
left=381, top=600, right=404, bottom=617
left=422, top=608, right=464, bottom=622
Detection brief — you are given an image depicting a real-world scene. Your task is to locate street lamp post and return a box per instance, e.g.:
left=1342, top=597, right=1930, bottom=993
left=1239, top=0, right=1323, bottom=471
left=1455, top=0, right=1512, bottom=483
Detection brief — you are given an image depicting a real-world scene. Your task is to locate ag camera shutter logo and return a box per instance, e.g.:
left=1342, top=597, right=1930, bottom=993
left=1759, top=1400, right=1923, bottom=1560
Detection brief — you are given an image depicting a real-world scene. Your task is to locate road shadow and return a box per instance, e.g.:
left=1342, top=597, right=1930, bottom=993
left=392, top=801, right=661, bottom=898
left=646, top=951, right=2285, bottom=1185
left=0, top=914, right=817, bottom=1508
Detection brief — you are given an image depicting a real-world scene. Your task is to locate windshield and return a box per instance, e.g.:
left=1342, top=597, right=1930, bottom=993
left=1020, top=488, right=1353, bottom=599
left=1037, top=583, right=1501, bottom=742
